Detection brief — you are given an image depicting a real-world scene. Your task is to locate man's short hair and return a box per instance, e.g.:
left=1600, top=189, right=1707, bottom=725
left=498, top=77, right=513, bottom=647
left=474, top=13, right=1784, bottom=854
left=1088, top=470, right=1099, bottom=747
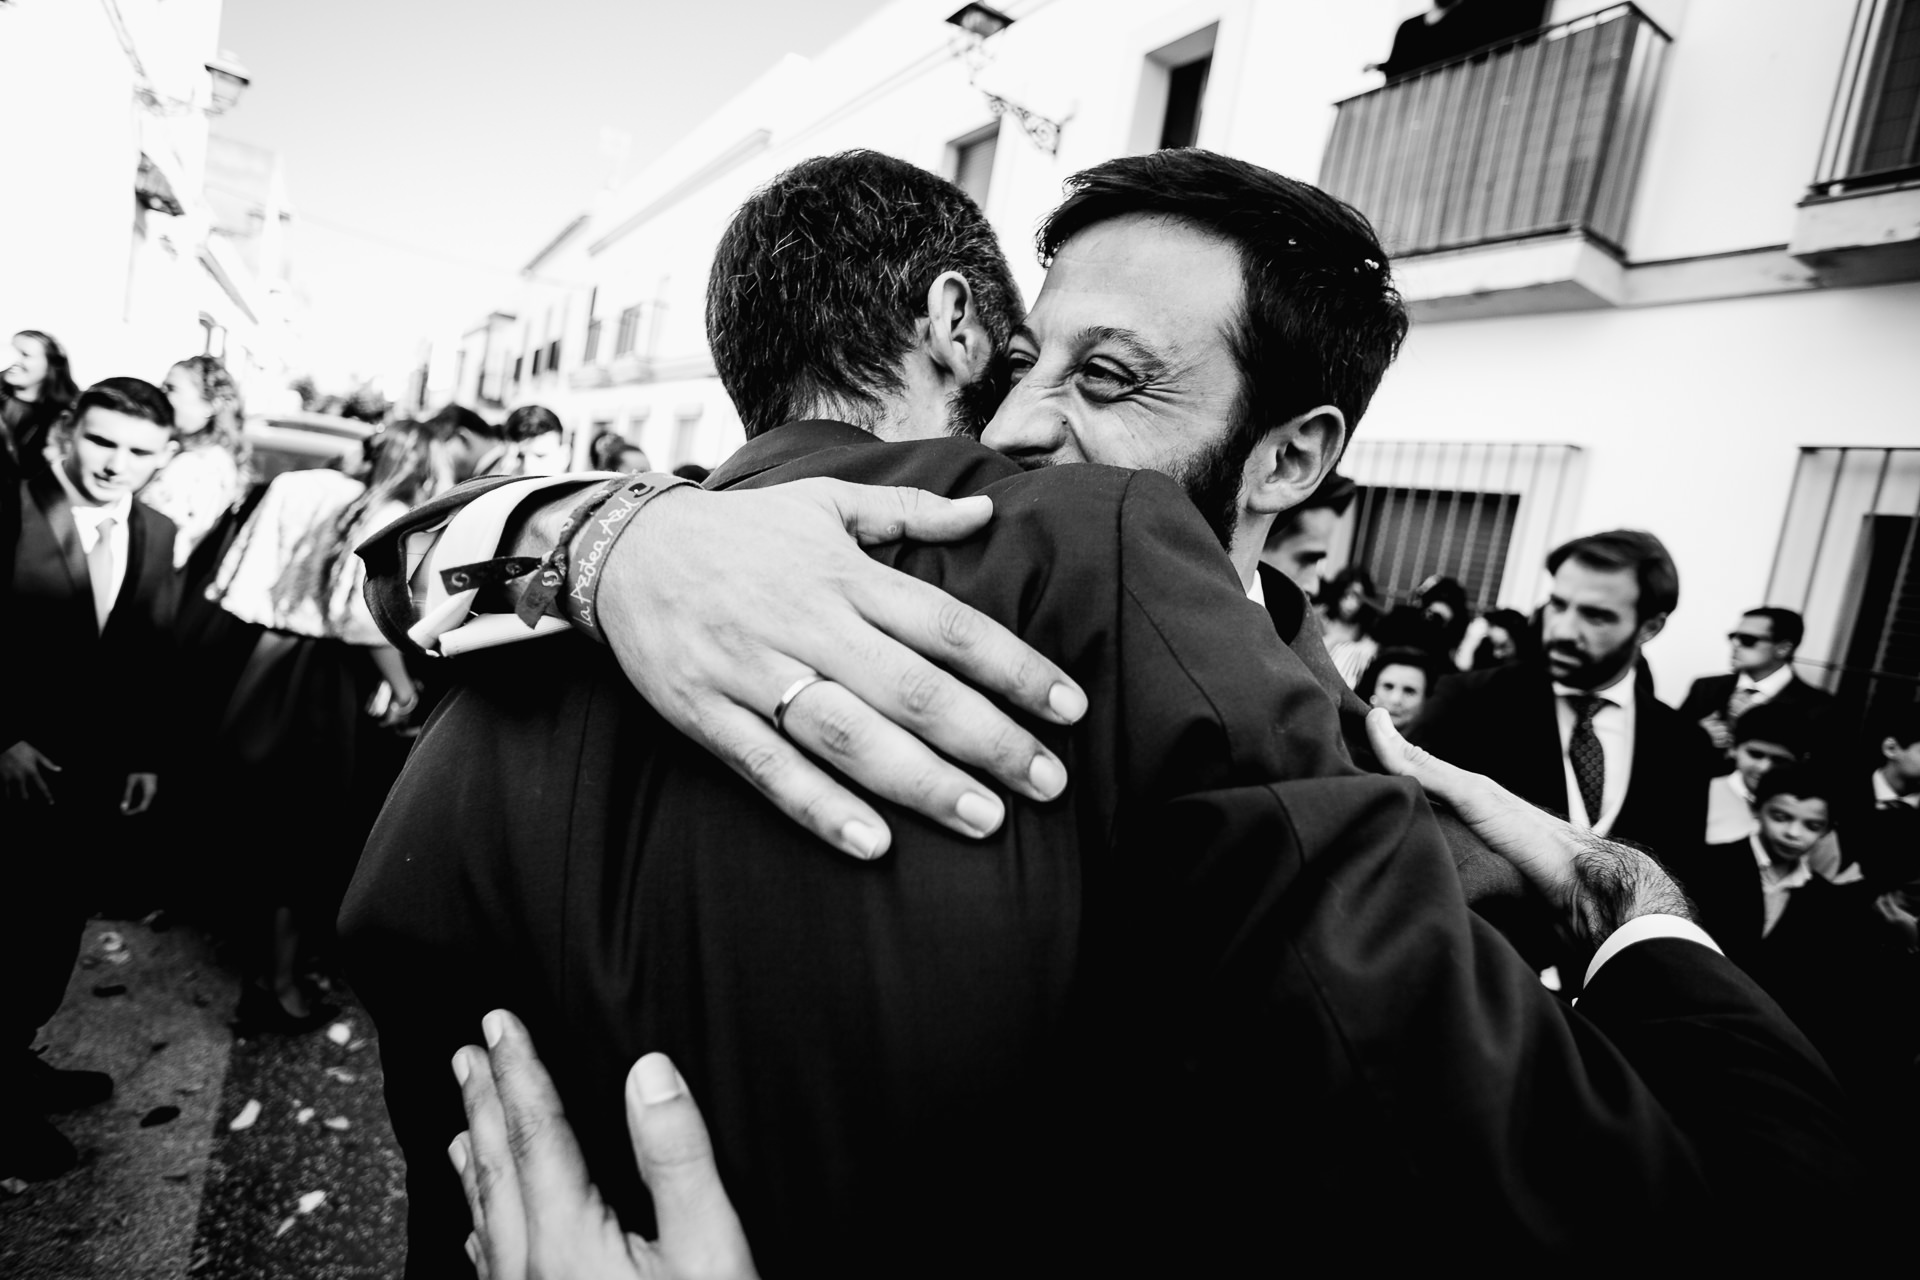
left=503, top=405, right=563, bottom=442
left=1038, top=150, right=1409, bottom=443
left=1545, top=530, right=1679, bottom=623
left=69, top=376, right=175, bottom=433
left=1743, top=606, right=1805, bottom=649
left=707, top=149, right=1025, bottom=439
left=1264, top=471, right=1357, bottom=550
left=424, top=403, right=503, bottom=442
left=1887, top=700, right=1920, bottom=750
left=1734, top=703, right=1812, bottom=756
left=1753, top=761, right=1836, bottom=812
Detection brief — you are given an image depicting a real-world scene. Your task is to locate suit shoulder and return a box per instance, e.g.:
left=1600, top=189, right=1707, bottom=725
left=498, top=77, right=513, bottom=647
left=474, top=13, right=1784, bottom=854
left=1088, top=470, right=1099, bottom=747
left=133, top=499, right=177, bottom=541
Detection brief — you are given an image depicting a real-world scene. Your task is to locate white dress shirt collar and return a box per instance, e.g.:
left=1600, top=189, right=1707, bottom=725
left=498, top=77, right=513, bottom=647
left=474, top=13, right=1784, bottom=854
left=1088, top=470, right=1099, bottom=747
left=1245, top=570, right=1265, bottom=607
left=1737, top=663, right=1794, bottom=701
left=1873, top=769, right=1920, bottom=809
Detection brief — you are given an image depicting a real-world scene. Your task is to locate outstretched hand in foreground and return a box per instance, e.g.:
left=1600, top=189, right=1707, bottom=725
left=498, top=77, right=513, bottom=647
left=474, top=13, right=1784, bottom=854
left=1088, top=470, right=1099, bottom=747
left=1365, top=708, right=1695, bottom=944
left=449, top=1009, right=758, bottom=1280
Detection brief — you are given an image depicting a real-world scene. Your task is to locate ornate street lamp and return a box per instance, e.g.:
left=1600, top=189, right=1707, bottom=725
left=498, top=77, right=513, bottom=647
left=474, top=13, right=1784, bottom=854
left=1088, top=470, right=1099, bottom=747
left=944, top=3, right=1066, bottom=155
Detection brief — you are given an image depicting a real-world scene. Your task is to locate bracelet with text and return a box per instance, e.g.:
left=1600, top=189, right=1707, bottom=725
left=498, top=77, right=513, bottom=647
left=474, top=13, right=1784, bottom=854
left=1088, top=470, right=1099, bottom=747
left=510, top=476, right=630, bottom=629
left=559, top=473, right=697, bottom=643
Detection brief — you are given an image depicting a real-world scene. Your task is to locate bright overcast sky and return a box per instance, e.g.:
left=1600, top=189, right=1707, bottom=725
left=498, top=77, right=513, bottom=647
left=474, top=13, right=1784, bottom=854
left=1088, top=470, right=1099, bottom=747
left=217, top=0, right=888, bottom=386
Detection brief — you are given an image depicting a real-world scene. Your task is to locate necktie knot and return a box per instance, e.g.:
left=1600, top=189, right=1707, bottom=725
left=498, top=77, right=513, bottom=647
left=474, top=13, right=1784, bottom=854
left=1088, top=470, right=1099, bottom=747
left=1569, top=692, right=1607, bottom=726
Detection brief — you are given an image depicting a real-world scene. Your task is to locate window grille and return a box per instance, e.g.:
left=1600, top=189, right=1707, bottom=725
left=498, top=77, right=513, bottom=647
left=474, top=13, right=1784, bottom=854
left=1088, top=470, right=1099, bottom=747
left=1334, top=440, right=1583, bottom=610
left=584, top=320, right=601, bottom=363
left=1766, top=447, right=1920, bottom=733
left=1812, top=0, right=1920, bottom=193
left=615, top=306, right=642, bottom=358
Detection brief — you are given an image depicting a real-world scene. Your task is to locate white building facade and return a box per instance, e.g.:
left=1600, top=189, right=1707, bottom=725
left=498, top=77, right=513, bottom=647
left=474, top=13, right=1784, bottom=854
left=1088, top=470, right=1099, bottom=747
left=425, top=0, right=1920, bottom=723
left=0, top=0, right=292, bottom=396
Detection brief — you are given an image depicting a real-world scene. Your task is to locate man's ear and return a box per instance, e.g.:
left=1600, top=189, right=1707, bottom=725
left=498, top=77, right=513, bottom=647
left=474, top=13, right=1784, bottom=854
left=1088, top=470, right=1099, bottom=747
left=1886, top=736, right=1901, bottom=763
left=923, top=270, right=991, bottom=385
left=1242, top=405, right=1347, bottom=517
left=1636, top=613, right=1669, bottom=646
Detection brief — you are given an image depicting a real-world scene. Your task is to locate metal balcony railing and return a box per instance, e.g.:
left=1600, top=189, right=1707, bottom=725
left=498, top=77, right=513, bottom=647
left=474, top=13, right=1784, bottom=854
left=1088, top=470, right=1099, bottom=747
left=1811, top=0, right=1920, bottom=195
left=1320, top=4, right=1670, bottom=258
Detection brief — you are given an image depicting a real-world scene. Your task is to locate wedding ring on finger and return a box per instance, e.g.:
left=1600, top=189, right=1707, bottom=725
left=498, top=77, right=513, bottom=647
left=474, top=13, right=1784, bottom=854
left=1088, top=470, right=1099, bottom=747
left=773, top=672, right=830, bottom=741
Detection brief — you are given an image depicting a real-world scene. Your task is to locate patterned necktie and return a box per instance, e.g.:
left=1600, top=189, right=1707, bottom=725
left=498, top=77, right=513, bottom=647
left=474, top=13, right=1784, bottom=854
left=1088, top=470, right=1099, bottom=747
left=1567, top=693, right=1607, bottom=828
left=88, top=514, right=118, bottom=632
left=1726, top=685, right=1759, bottom=719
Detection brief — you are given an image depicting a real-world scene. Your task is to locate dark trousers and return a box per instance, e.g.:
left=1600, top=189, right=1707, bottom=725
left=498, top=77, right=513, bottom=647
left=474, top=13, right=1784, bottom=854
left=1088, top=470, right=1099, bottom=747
left=1, top=768, right=126, bottom=1087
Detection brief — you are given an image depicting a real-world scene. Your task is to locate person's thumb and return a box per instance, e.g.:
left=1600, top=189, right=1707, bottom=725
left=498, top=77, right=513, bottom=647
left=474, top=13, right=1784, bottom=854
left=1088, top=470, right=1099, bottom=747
left=626, top=1055, right=757, bottom=1278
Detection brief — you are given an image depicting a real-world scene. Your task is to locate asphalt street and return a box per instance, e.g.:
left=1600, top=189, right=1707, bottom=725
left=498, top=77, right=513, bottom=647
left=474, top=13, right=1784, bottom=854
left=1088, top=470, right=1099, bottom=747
left=0, top=917, right=409, bottom=1279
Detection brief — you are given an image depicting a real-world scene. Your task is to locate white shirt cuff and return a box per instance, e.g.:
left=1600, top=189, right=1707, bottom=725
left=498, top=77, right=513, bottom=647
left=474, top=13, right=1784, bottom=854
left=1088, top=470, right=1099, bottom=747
left=1583, top=913, right=1723, bottom=988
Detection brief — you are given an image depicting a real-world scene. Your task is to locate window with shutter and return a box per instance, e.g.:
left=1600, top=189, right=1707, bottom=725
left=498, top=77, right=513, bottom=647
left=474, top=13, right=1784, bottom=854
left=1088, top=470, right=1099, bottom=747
left=1768, top=447, right=1920, bottom=736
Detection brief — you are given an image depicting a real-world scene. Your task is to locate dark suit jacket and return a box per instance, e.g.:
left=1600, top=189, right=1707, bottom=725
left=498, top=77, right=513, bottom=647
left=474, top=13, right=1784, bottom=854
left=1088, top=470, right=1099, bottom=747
left=1668, top=839, right=1901, bottom=1096
left=1409, top=658, right=1713, bottom=865
left=345, top=422, right=1853, bottom=1276
left=4, top=472, right=178, bottom=780
left=1678, top=670, right=1835, bottom=731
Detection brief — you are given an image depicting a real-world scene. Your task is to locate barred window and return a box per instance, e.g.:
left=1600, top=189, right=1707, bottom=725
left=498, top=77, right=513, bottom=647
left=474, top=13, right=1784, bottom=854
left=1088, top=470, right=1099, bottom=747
left=1767, top=447, right=1920, bottom=733
left=1334, top=441, right=1583, bottom=610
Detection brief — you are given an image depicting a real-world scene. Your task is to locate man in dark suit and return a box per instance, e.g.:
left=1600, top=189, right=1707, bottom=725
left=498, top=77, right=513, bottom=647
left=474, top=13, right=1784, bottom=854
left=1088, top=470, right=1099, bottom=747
left=1410, top=529, right=1713, bottom=867
left=1679, top=606, right=1834, bottom=768
left=346, top=151, right=1851, bottom=1275
left=1, top=377, right=180, bottom=1181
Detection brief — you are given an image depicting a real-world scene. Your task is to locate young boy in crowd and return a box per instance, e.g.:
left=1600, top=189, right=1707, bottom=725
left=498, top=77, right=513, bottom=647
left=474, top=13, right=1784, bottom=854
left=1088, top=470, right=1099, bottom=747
left=1704, top=702, right=1813, bottom=846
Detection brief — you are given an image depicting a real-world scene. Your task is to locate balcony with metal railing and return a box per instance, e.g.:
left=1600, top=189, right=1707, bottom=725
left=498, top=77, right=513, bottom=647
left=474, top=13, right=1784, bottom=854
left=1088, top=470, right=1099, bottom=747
left=1319, top=4, right=1671, bottom=318
left=1790, top=0, right=1920, bottom=285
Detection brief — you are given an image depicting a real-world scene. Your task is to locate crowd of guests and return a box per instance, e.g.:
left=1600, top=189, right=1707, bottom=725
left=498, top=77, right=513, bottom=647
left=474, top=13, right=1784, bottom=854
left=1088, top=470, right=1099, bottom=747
left=1280, top=524, right=1919, bottom=1134
left=0, top=326, right=660, bottom=1181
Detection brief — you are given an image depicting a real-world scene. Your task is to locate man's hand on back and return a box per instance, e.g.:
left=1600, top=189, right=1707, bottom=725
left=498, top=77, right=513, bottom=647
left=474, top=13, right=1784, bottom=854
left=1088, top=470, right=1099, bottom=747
left=1366, top=708, right=1695, bottom=945
left=600, top=479, right=1087, bottom=860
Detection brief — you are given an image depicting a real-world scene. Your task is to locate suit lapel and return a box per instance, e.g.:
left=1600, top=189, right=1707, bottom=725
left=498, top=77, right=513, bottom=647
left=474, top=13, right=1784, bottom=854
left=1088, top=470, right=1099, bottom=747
left=1524, top=668, right=1571, bottom=814
left=28, top=470, right=91, bottom=602
left=104, top=504, right=154, bottom=633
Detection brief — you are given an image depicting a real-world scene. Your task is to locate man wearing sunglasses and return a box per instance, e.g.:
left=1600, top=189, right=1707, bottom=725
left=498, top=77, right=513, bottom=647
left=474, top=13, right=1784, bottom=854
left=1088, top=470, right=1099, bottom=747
left=1679, top=606, right=1834, bottom=765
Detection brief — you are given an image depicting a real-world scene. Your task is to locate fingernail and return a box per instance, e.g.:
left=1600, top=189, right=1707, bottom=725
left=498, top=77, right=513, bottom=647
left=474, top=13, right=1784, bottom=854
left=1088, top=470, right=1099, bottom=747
left=453, top=1050, right=471, bottom=1084
left=954, top=790, right=1003, bottom=836
left=1027, top=754, right=1067, bottom=800
left=631, top=1054, right=683, bottom=1107
left=952, top=495, right=992, bottom=517
left=1048, top=683, right=1087, bottom=723
left=448, top=1137, right=467, bottom=1173
left=841, top=820, right=884, bottom=860
left=481, top=1012, right=504, bottom=1048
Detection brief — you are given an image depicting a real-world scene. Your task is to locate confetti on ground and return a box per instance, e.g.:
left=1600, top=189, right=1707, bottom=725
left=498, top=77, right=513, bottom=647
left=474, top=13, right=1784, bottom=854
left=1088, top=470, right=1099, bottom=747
left=104, top=951, right=133, bottom=966
left=348, top=1039, right=368, bottom=1052
left=228, top=1098, right=262, bottom=1131
left=296, top=1107, right=315, bottom=1125
left=326, top=1022, right=351, bottom=1046
left=1, top=1177, right=29, bottom=1196
left=323, top=1116, right=350, bottom=1132
left=324, top=1067, right=357, bottom=1084
left=99, top=931, right=125, bottom=953
left=140, top=1106, right=181, bottom=1127
left=274, top=1216, right=297, bottom=1238
left=297, top=1190, right=327, bottom=1214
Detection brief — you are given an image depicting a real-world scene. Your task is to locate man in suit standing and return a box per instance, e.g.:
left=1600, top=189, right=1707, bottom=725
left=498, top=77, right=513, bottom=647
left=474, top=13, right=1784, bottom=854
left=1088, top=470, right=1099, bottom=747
left=1, top=377, right=180, bottom=1181
left=1679, top=606, right=1833, bottom=766
left=347, top=151, right=1851, bottom=1275
left=1409, top=529, right=1713, bottom=866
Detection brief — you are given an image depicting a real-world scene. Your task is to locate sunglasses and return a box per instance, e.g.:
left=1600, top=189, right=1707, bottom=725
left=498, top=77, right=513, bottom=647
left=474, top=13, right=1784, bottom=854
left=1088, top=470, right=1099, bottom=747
left=1727, top=632, right=1772, bottom=647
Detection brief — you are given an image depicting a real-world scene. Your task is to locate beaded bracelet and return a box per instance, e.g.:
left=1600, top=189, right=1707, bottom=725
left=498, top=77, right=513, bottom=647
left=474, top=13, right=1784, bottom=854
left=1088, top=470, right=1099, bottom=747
left=558, top=473, right=697, bottom=643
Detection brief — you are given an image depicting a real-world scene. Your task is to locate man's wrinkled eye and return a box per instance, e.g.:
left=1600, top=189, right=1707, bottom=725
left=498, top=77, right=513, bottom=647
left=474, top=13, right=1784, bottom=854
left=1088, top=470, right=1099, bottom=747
left=1006, top=351, right=1035, bottom=384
